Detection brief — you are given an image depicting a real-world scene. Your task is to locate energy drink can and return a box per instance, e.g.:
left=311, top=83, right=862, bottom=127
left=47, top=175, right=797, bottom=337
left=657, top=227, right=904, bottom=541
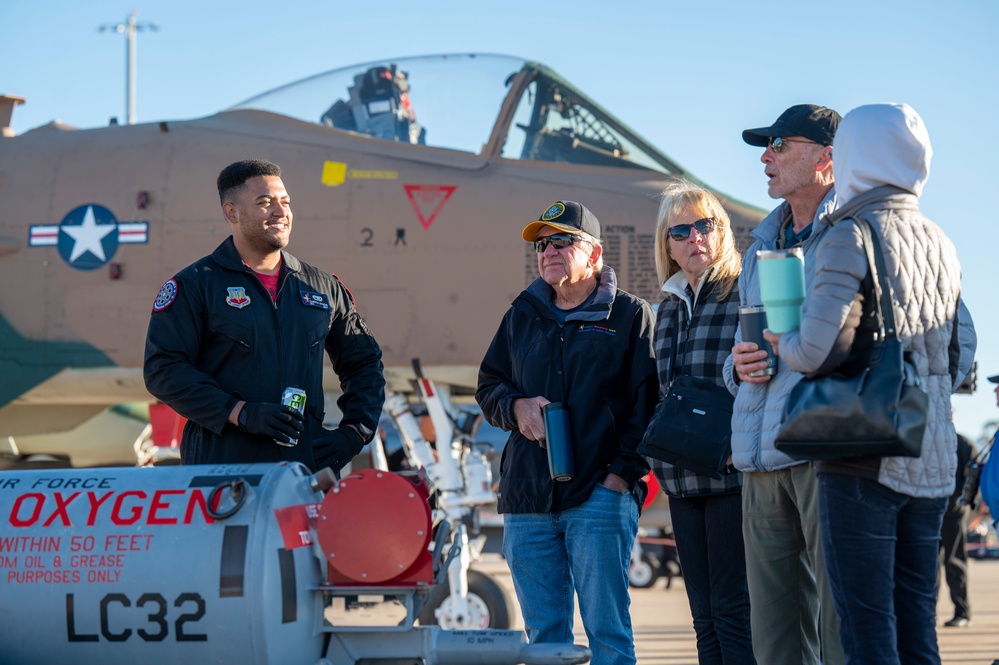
left=276, top=387, right=306, bottom=447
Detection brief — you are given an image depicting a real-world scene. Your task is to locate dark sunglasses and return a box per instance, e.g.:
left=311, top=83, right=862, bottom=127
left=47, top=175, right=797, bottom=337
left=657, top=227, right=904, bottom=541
left=668, top=218, right=716, bottom=241
left=534, top=232, right=587, bottom=253
left=768, top=136, right=820, bottom=153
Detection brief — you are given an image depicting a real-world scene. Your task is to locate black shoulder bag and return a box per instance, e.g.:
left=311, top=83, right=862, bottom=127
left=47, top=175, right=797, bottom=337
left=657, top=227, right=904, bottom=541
left=775, top=218, right=928, bottom=460
left=638, top=304, right=734, bottom=479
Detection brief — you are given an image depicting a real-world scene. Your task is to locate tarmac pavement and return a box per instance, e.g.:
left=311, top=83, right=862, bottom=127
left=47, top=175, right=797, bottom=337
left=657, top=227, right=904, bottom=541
left=475, top=554, right=999, bottom=664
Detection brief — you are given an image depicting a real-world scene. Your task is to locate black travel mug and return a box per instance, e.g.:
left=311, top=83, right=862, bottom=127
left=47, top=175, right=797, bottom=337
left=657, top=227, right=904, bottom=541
left=543, top=402, right=575, bottom=482
left=738, top=306, right=778, bottom=377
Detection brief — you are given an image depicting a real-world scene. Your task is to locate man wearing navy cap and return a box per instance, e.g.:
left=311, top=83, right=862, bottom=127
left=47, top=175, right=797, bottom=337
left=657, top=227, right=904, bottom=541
left=724, top=105, right=845, bottom=665
left=477, top=200, right=657, bottom=665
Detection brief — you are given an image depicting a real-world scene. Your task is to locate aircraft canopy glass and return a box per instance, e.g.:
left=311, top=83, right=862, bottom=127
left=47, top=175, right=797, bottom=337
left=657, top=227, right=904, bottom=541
left=231, top=54, right=520, bottom=155
left=231, top=53, right=678, bottom=174
left=500, top=78, right=678, bottom=173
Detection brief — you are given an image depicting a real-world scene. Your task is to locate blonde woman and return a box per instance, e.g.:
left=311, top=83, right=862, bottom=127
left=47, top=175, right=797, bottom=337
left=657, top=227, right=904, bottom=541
left=647, top=181, right=754, bottom=664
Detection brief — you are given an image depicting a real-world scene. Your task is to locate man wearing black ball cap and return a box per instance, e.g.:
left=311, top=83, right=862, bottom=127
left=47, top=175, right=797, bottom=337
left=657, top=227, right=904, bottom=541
left=725, top=104, right=845, bottom=665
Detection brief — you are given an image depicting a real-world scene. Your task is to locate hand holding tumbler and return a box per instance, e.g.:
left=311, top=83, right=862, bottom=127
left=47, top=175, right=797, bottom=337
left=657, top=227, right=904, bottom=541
left=738, top=306, right=778, bottom=377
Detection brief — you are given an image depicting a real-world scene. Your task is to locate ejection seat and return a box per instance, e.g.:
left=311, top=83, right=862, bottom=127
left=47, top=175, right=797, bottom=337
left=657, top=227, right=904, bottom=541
left=321, top=65, right=426, bottom=144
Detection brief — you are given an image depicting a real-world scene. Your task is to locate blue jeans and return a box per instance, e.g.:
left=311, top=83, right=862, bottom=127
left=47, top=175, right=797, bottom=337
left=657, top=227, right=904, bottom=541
left=503, top=484, right=639, bottom=665
left=818, top=472, right=946, bottom=665
left=671, top=492, right=755, bottom=664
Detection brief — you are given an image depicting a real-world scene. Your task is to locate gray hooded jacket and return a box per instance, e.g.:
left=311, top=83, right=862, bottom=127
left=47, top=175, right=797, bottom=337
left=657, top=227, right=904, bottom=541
left=778, top=103, right=974, bottom=498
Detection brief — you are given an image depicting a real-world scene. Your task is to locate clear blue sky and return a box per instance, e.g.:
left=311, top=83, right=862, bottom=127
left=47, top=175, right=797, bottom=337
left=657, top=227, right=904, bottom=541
left=3, top=0, right=997, bottom=442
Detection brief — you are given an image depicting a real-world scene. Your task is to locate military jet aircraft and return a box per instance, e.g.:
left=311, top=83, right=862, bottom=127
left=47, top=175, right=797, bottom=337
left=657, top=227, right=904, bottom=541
left=0, top=53, right=764, bottom=467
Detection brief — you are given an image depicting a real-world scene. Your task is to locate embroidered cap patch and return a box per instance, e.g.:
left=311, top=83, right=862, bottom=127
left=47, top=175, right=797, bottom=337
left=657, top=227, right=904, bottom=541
left=152, top=279, right=178, bottom=312
left=541, top=202, right=566, bottom=221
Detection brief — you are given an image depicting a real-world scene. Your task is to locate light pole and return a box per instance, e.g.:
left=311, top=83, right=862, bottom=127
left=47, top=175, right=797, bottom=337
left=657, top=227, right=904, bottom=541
left=98, top=9, right=159, bottom=125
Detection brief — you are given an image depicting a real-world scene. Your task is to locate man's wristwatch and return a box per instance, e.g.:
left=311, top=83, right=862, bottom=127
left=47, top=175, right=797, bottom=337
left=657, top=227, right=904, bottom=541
left=237, top=408, right=248, bottom=431
left=353, top=422, right=374, bottom=443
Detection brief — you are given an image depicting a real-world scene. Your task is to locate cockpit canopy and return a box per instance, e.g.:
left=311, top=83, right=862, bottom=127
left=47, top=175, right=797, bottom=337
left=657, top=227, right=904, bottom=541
left=230, top=54, right=684, bottom=175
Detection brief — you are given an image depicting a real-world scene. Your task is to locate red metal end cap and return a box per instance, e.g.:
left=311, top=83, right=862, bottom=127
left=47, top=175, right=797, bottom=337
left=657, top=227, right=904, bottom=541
left=316, top=469, right=432, bottom=584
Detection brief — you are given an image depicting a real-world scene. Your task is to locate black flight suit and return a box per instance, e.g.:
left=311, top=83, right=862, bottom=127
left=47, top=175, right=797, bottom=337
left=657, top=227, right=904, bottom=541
left=144, top=236, right=385, bottom=470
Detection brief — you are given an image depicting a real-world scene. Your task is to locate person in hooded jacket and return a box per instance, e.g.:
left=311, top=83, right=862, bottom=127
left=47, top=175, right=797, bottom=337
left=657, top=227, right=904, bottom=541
left=765, top=104, right=976, bottom=663
left=477, top=200, right=657, bottom=665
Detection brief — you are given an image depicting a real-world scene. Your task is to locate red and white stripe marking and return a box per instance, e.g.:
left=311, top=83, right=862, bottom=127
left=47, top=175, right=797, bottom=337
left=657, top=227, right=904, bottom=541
left=28, top=221, right=149, bottom=246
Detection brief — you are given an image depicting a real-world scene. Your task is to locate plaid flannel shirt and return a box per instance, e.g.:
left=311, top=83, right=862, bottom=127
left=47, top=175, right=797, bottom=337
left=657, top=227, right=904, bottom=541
left=648, top=269, right=743, bottom=497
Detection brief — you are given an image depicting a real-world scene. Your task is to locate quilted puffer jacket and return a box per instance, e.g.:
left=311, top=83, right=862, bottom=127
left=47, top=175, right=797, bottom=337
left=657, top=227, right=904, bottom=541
left=723, top=192, right=837, bottom=473
left=778, top=103, right=971, bottom=498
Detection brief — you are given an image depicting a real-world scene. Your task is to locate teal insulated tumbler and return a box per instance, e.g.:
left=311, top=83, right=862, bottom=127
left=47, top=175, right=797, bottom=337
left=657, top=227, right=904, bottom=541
left=756, top=248, right=805, bottom=333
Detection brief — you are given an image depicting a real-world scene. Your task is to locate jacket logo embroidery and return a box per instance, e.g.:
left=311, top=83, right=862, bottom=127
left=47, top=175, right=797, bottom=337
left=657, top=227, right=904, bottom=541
left=301, top=291, right=331, bottom=310
left=577, top=324, right=616, bottom=336
left=226, top=287, right=251, bottom=309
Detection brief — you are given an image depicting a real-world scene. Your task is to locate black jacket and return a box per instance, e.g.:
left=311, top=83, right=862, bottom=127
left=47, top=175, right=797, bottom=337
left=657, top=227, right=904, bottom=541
left=143, top=237, right=384, bottom=470
left=476, top=267, right=657, bottom=513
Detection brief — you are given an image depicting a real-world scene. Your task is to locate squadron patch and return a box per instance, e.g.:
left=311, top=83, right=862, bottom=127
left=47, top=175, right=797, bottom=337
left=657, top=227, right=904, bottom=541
left=152, top=279, right=178, bottom=312
left=226, top=287, right=251, bottom=309
left=301, top=291, right=331, bottom=310
left=541, top=202, right=566, bottom=221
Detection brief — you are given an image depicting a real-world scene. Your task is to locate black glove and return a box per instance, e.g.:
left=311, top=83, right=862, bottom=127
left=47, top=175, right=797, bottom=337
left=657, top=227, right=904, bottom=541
left=313, top=426, right=365, bottom=474
left=237, top=402, right=304, bottom=443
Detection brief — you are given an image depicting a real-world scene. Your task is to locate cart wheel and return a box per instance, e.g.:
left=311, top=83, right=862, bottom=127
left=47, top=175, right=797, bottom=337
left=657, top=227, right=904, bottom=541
left=419, top=569, right=511, bottom=629
left=628, top=552, right=660, bottom=589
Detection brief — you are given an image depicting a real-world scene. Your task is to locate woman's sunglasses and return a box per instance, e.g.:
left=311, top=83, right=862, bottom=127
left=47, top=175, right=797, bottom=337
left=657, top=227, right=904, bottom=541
left=668, top=218, right=716, bottom=241
left=534, top=233, right=587, bottom=253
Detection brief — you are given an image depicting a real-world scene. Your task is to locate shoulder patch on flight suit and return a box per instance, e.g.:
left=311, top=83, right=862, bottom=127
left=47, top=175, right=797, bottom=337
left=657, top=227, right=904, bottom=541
left=152, top=279, right=178, bottom=312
